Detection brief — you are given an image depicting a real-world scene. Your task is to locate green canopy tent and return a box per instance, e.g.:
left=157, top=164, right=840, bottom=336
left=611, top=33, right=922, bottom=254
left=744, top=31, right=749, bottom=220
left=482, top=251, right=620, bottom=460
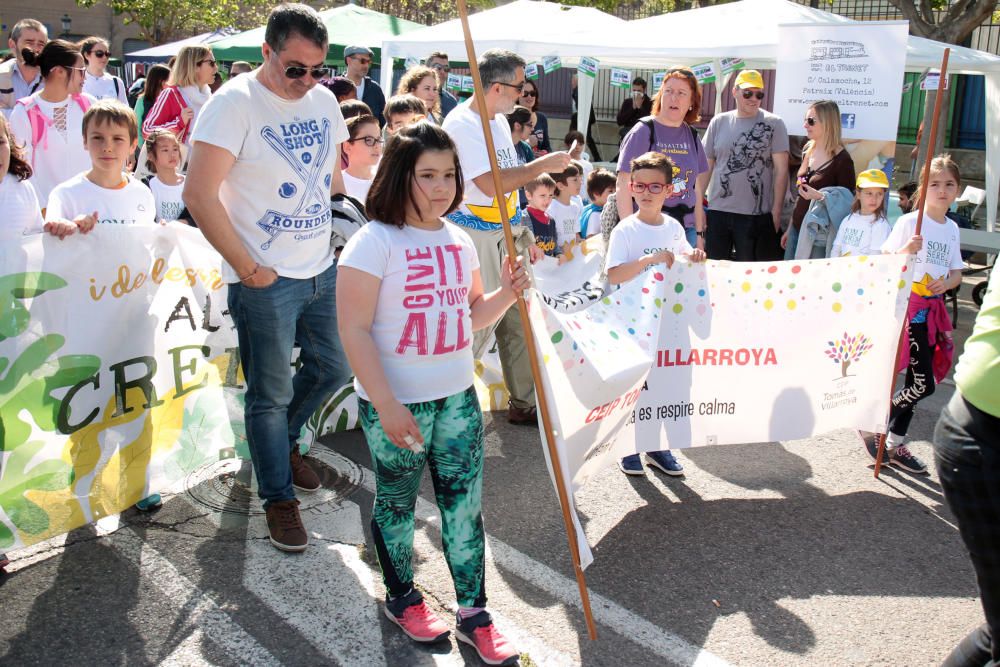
left=208, top=4, right=425, bottom=65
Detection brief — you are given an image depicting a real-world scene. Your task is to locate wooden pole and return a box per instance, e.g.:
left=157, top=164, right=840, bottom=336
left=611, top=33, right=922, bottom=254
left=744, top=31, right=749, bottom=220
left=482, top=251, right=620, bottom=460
left=875, top=48, right=950, bottom=478
left=454, top=0, right=599, bottom=640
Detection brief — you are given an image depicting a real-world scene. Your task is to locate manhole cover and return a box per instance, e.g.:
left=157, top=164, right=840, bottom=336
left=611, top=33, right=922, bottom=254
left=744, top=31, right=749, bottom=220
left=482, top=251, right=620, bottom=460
left=185, top=449, right=363, bottom=516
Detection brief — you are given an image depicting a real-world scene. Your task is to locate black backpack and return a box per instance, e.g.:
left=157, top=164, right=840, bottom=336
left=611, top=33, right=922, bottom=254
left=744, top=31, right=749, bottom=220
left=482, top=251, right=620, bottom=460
left=640, top=116, right=701, bottom=220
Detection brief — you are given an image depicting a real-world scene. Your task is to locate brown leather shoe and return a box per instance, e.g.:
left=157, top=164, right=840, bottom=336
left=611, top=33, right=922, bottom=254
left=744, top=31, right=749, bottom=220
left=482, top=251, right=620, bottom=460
left=290, top=449, right=321, bottom=492
left=507, top=402, right=538, bottom=426
left=265, top=499, right=308, bottom=552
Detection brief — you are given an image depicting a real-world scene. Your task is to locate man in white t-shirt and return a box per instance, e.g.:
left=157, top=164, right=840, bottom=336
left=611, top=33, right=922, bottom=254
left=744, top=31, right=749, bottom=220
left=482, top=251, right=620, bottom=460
left=184, top=3, right=350, bottom=553
left=441, top=48, right=571, bottom=425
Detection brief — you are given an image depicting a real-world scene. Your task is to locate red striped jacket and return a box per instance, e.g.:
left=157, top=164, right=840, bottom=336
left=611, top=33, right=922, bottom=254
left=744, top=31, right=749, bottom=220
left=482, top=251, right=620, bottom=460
left=142, top=85, right=190, bottom=142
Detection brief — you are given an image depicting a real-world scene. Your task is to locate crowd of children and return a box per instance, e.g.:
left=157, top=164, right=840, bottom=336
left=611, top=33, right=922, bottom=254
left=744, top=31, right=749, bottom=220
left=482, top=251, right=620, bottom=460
left=2, top=21, right=992, bottom=662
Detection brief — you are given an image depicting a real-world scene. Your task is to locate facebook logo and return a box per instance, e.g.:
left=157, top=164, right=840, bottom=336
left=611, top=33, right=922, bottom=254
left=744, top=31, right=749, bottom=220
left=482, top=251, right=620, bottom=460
left=841, top=113, right=856, bottom=129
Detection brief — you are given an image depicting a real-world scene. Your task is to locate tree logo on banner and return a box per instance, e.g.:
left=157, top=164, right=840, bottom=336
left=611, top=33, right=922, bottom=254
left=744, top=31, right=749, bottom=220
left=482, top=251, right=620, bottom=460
left=824, top=332, right=873, bottom=378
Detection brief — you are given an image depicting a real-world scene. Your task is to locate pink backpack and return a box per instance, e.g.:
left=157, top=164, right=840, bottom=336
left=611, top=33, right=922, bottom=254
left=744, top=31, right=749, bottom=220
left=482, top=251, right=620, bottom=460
left=16, top=94, right=91, bottom=164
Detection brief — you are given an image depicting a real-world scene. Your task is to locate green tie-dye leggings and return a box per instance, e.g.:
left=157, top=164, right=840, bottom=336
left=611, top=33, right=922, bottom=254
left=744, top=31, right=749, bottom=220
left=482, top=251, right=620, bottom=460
left=359, top=385, right=487, bottom=608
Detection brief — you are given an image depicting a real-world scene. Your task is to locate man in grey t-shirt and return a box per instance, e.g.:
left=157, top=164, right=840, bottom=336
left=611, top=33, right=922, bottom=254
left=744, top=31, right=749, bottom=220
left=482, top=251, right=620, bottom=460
left=702, top=70, right=789, bottom=261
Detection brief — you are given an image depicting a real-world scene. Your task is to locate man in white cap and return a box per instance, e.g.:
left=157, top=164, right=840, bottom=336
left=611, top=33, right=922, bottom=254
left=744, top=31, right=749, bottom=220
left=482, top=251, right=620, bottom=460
left=343, top=44, right=385, bottom=126
left=702, top=69, right=789, bottom=261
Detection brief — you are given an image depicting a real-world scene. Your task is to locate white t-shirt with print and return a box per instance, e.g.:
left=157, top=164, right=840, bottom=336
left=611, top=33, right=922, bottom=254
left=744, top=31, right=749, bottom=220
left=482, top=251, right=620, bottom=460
left=338, top=220, right=480, bottom=404
left=547, top=197, right=582, bottom=247
left=343, top=171, right=373, bottom=204
left=881, top=210, right=964, bottom=282
left=8, top=92, right=95, bottom=206
left=46, top=173, right=156, bottom=226
left=831, top=212, right=891, bottom=257
left=606, top=212, right=692, bottom=282
left=83, top=72, right=128, bottom=104
left=441, top=101, right=520, bottom=230
left=190, top=72, right=348, bottom=282
left=148, top=175, right=186, bottom=222
left=0, top=174, right=44, bottom=240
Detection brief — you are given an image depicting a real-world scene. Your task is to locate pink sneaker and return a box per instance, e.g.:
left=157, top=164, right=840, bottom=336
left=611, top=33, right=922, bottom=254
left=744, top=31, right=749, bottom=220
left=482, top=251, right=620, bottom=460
left=383, top=599, right=450, bottom=643
left=456, top=611, right=519, bottom=665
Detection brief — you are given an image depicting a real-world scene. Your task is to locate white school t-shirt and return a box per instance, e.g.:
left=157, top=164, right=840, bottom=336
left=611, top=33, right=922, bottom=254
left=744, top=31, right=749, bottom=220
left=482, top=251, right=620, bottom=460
left=0, top=174, right=44, bottom=240
left=881, top=210, right=964, bottom=283
left=83, top=72, right=128, bottom=104
left=547, top=197, right=582, bottom=247
left=441, top=101, right=520, bottom=231
left=339, top=221, right=480, bottom=404
left=46, top=173, right=156, bottom=225
left=831, top=212, right=891, bottom=257
left=190, top=72, right=348, bottom=282
left=606, top=212, right=692, bottom=279
left=148, top=175, right=186, bottom=222
left=8, top=92, right=95, bottom=206
left=343, top=171, right=373, bottom=204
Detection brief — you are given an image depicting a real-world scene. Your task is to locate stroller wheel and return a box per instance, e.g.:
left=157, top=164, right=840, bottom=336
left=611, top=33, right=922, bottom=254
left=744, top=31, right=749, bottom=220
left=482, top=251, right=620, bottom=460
left=972, top=280, right=988, bottom=307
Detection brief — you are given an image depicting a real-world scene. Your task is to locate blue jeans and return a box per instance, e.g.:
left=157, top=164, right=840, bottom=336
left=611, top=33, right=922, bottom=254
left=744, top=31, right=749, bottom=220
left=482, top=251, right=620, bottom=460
left=684, top=225, right=697, bottom=249
left=227, top=262, right=350, bottom=506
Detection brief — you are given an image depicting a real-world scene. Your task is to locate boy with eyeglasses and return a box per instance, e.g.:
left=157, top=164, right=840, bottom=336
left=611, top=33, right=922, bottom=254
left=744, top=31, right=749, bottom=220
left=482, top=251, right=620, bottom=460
left=606, top=152, right=705, bottom=477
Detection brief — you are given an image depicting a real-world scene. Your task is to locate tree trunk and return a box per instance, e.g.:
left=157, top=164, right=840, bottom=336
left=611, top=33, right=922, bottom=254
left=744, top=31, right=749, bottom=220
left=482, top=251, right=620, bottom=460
left=841, top=360, right=850, bottom=377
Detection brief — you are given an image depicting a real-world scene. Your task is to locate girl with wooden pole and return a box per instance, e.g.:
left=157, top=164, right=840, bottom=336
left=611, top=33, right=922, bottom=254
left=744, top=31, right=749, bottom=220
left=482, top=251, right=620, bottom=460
left=866, top=50, right=961, bottom=477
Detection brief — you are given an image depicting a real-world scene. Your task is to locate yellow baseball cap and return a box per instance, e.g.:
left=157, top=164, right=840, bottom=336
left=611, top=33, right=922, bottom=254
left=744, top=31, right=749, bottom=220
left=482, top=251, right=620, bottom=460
left=856, top=169, right=890, bottom=189
left=734, top=70, right=764, bottom=89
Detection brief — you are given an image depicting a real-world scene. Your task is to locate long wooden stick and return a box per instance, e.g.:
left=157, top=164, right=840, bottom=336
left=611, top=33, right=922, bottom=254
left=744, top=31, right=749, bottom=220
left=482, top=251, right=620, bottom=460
left=453, top=0, right=598, bottom=640
left=875, top=48, right=950, bottom=478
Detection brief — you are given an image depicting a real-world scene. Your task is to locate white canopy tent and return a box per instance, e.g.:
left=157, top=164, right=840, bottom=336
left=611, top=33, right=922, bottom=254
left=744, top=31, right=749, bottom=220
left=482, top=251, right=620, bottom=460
left=382, top=0, right=1000, bottom=230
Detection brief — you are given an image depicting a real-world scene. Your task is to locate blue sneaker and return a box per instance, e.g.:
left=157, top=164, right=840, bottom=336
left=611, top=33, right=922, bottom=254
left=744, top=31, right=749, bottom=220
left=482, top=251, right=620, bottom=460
left=646, top=450, right=684, bottom=476
left=618, top=454, right=645, bottom=476
left=135, top=493, right=162, bottom=511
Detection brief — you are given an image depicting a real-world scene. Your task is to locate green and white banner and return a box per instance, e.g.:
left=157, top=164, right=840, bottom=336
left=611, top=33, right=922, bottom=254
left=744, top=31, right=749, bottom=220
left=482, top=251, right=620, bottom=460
left=0, top=226, right=358, bottom=551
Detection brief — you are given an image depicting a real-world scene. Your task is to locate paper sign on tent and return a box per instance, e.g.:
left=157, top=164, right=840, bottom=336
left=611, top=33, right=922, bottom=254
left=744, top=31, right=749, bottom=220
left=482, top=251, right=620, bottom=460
left=691, top=61, right=717, bottom=83
left=721, top=57, right=746, bottom=75
left=651, top=72, right=666, bottom=90
left=404, top=56, right=420, bottom=69
left=610, top=68, right=632, bottom=88
left=578, top=56, right=599, bottom=78
left=447, top=73, right=463, bottom=90
left=461, top=75, right=474, bottom=93
left=542, top=55, right=561, bottom=74
left=525, top=62, right=540, bottom=80
left=921, top=70, right=949, bottom=90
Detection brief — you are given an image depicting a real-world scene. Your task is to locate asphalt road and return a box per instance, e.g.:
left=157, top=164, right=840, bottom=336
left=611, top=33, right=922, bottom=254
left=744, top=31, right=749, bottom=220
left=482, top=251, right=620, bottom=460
left=0, top=287, right=988, bottom=667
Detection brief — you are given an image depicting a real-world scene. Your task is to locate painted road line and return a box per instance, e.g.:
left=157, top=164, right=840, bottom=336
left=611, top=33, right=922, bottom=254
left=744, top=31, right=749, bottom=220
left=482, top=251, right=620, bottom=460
left=325, top=449, right=733, bottom=667
left=107, top=527, right=280, bottom=666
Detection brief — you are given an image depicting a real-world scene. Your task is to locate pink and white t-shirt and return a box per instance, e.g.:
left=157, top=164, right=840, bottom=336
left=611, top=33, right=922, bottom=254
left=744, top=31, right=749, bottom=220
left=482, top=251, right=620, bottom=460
left=338, top=220, right=480, bottom=404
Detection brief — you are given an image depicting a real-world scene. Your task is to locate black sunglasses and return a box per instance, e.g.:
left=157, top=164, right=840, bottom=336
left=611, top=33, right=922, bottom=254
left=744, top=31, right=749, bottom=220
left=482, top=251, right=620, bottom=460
left=92, top=50, right=110, bottom=58
left=666, top=67, right=696, bottom=79
left=198, top=59, right=218, bottom=68
left=284, top=64, right=331, bottom=80
left=741, top=90, right=765, bottom=100
left=805, top=116, right=818, bottom=126
left=521, top=90, right=537, bottom=98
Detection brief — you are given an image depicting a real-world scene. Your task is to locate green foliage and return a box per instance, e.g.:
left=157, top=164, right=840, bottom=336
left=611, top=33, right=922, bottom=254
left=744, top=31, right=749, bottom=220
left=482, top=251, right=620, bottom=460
left=74, top=0, right=273, bottom=45
left=0, top=272, right=100, bottom=548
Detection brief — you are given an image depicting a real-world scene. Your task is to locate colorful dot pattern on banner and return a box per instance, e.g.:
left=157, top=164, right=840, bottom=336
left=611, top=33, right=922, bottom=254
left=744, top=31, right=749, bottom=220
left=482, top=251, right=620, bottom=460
left=542, top=269, right=667, bottom=378
left=539, top=256, right=912, bottom=379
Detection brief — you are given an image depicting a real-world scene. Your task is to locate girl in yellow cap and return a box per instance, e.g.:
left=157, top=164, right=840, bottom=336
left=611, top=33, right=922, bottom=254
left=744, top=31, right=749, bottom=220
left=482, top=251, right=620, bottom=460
left=830, top=168, right=891, bottom=257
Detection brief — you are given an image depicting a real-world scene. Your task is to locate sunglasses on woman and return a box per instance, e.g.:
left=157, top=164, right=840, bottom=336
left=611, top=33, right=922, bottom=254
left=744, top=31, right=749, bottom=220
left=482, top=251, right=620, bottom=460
left=348, top=136, right=384, bottom=147
left=741, top=90, right=765, bottom=100
left=92, top=50, right=110, bottom=59
left=630, top=182, right=667, bottom=194
left=198, top=59, right=218, bottom=68
left=284, top=64, right=331, bottom=80
left=521, top=90, right=537, bottom=98
left=805, top=116, right=818, bottom=126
